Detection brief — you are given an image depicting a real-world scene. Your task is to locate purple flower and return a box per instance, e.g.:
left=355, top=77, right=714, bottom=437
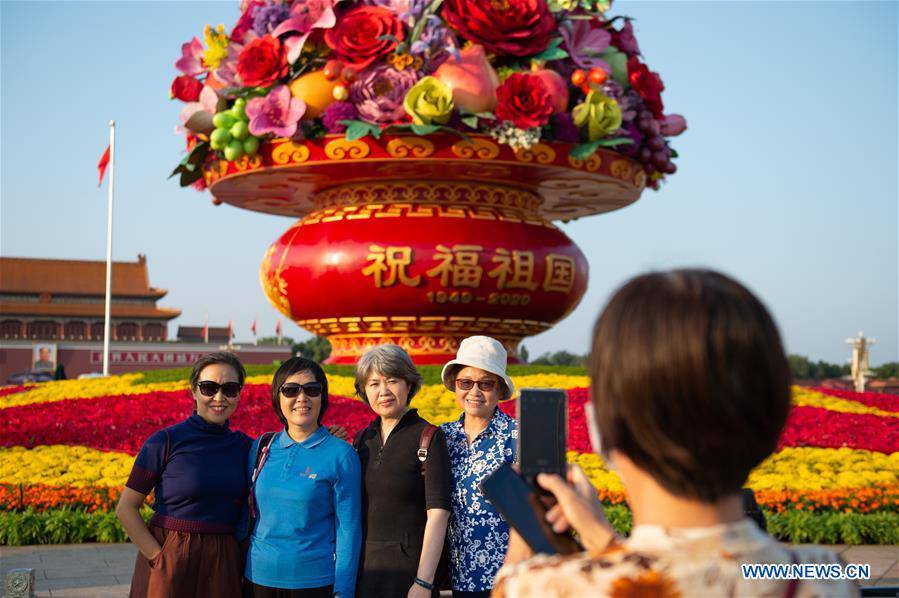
left=176, top=37, right=205, bottom=76
left=322, top=102, right=360, bottom=133
left=553, top=112, right=580, bottom=143
left=613, top=19, right=640, bottom=57
left=253, top=1, right=292, bottom=36
left=246, top=85, right=307, bottom=138
left=350, top=65, right=420, bottom=124
left=560, top=20, right=611, bottom=72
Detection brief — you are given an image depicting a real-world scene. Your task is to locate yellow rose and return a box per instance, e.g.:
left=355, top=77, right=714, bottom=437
left=572, top=91, right=623, bottom=141
left=403, top=76, right=454, bottom=126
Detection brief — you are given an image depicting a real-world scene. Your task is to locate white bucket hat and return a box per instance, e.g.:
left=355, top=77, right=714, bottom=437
left=441, top=336, right=515, bottom=400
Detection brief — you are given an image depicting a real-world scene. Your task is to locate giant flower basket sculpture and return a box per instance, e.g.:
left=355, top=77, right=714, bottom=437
left=170, top=0, right=686, bottom=363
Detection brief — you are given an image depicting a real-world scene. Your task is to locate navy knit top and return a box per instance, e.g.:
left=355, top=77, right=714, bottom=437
left=125, top=412, right=252, bottom=534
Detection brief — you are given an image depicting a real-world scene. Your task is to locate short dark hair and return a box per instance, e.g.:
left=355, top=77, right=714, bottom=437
left=589, top=269, right=791, bottom=502
left=354, top=344, right=423, bottom=404
left=271, top=357, right=329, bottom=426
left=189, top=352, right=247, bottom=391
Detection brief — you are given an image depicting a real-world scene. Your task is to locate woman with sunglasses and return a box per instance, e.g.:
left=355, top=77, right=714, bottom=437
left=118, top=351, right=251, bottom=598
left=244, top=357, right=362, bottom=598
left=438, top=336, right=517, bottom=598
left=353, top=344, right=452, bottom=598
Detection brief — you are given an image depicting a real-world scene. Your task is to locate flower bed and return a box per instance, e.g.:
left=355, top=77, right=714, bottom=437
left=1, top=372, right=897, bottom=545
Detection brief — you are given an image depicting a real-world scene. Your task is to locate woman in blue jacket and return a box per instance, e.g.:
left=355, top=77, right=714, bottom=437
left=244, top=357, right=362, bottom=598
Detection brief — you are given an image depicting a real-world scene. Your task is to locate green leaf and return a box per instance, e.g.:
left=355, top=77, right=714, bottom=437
left=569, top=140, right=603, bottom=160
left=461, top=115, right=479, bottom=129
left=410, top=124, right=441, bottom=136
left=595, top=137, right=634, bottom=147
left=474, top=111, right=495, bottom=119
left=343, top=120, right=380, bottom=141
left=533, top=37, right=569, bottom=62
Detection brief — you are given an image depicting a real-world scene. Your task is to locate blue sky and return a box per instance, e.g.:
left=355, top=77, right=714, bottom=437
left=1, top=1, right=896, bottom=364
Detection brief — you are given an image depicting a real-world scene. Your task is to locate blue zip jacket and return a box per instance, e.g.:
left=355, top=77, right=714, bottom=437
left=245, top=427, right=361, bottom=597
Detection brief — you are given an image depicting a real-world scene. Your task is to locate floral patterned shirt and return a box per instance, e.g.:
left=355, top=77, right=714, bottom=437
left=442, top=409, right=518, bottom=592
left=494, top=519, right=858, bottom=597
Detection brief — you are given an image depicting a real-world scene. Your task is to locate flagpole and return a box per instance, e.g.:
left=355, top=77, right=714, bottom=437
left=102, top=121, right=116, bottom=377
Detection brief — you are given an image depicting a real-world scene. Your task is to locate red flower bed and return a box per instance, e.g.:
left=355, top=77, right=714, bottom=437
left=812, top=387, right=899, bottom=413
left=498, top=387, right=592, bottom=453
left=0, top=385, right=30, bottom=398
left=778, top=406, right=899, bottom=454
left=0, top=384, right=373, bottom=455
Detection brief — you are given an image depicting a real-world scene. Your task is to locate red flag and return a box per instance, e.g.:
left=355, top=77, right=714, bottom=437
left=251, top=320, right=257, bottom=336
left=227, top=320, right=233, bottom=339
left=202, top=315, right=209, bottom=344
left=276, top=320, right=282, bottom=343
left=97, top=145, right=111, bottom=186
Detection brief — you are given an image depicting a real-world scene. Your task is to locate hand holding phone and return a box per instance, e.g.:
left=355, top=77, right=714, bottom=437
left=480, top=462, right=580, bottom=556
left=537, top=466, right=617, bottom=553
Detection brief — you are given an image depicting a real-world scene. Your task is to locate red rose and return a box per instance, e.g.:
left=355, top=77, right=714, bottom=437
left=442, top=0, right=556, bottom=57
left=495, top=73, right=553, bottom=129
left=237, top=35, right=288, bottom=88
left=627, top=56, right=665, bottom=119
left=324, top=6, right=403, bottom=70
left=171, top=75, right=203, bottom=102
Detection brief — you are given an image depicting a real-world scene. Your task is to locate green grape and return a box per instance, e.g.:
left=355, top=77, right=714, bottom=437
left=209, top=128, right=231, bottom=150
left=243, top=136, right=260, bottom=156
left=230, top=104, right=247, bottom=121
left=212, top=111, right=236, bottom=129
left=233, top=97, right=246, bottom=110
left=224, top=139, right=244, bottom=161
left=230, top=121, right=249, bottom=141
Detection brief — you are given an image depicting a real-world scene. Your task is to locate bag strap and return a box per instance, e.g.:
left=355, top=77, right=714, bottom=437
left=352, top=428, right=366, bottom=452
left=248, top=432, right=277, bottom=529
left=417, top=425, right=438, bottom=476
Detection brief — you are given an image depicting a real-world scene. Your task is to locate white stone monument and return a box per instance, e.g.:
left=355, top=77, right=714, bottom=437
left=846, top=332, right=875, bottom=393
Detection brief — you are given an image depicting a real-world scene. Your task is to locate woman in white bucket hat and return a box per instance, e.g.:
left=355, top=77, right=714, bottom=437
left=439, top=336, right=518, bottom=598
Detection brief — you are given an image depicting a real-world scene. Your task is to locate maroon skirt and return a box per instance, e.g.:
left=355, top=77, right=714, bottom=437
left=129, top=525, right=242, bottom=598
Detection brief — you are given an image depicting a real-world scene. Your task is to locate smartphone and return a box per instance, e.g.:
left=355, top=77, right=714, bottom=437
left=479, top=462, right=580, bottom=555
left=517, top=388, right=568, bottom=487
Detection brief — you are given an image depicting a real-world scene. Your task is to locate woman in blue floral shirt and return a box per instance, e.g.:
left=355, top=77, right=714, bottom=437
left=439, top=336, right=518, bottom=598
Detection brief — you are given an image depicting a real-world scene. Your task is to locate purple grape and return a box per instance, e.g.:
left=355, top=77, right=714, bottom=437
left=664, top=162, right=677, bottom=175
left=652, top=151, right=668, bottom=169
left=647, top=136, right=665, bottom=151
left=639, top=147, right=652, bottom=162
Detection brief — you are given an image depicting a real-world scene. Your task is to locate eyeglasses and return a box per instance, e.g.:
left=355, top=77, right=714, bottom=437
left=455, top=378, right=498, bottom=392
left=197, top=381, right=242, bottom=399
left=280, top=382, right=323, bottom=398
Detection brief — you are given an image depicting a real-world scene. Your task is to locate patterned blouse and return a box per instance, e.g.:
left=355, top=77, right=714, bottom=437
left=494, top=519, right=858, bottom=597
left=442, top=408, right=518, bottom=592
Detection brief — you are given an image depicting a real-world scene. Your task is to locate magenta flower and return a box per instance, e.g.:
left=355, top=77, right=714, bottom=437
left=246, top=85, right=306, bottom=138
left=175, top=37, right=206, bottom=76
left=560, top=20, right=611, bottom=72
left=272, top=0, right=343, bottom=63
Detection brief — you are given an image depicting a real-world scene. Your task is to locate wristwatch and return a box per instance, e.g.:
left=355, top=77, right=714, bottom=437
left=413, top=577, right=434, bottom=591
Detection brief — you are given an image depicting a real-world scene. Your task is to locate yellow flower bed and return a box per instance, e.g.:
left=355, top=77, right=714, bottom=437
left=0, top=375, right=189, bottom=408
left=792, top=388, right=898, bottom=418
left=747, top=447, right=899, bottom=491
left=0, top=446, right=132, bottom=487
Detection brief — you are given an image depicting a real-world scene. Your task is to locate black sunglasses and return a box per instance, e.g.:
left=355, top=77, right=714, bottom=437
left=197, top=381, right=242, bottom=399
left=280, top=382, right=323, bottom=398
left=456, top=378, right=498, bottom=392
